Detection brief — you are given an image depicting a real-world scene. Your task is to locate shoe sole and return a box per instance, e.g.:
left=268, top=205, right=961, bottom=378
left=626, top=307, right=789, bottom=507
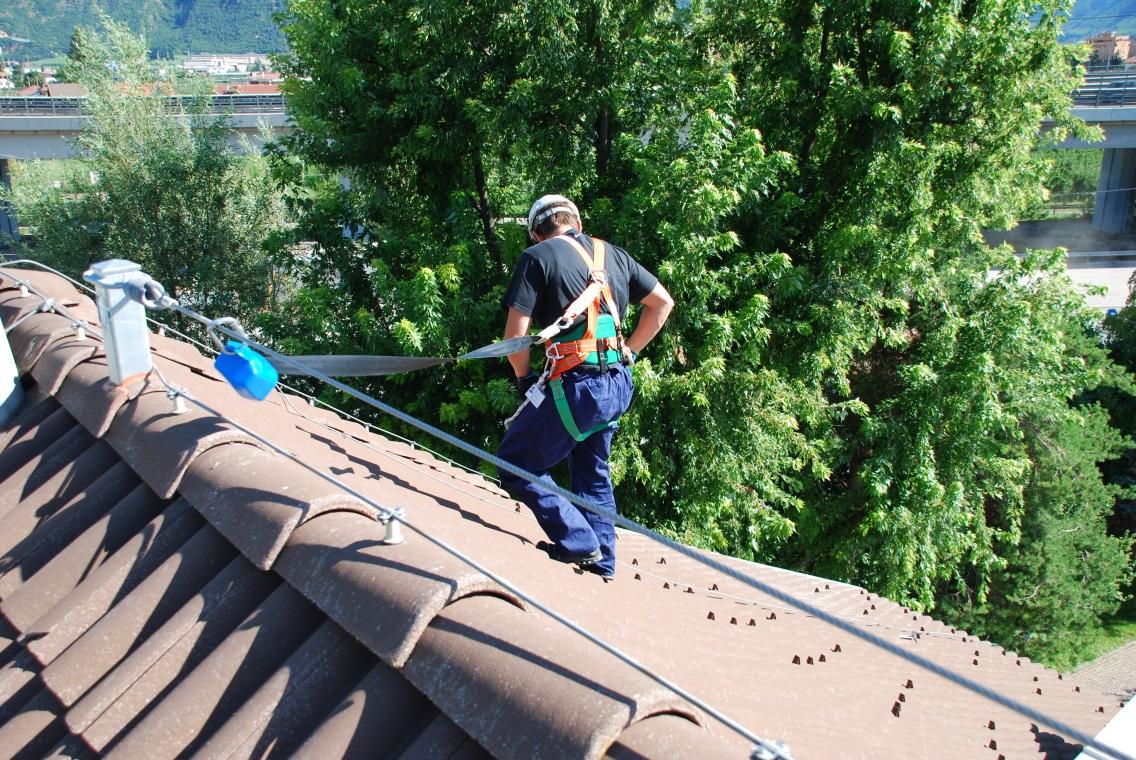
left=538, top=542, right=601, bottom=566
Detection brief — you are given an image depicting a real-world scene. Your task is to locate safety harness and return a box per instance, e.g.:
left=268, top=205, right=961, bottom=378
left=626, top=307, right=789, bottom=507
left=537, top=235, right=627, bottom=441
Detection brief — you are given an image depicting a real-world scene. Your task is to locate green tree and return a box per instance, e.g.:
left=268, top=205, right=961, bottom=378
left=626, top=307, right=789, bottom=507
left=5, top=20, right=289, bottom=324
left=273, top=0, right=1133, bottom=665
left=57, top=26, right=99, bottom=83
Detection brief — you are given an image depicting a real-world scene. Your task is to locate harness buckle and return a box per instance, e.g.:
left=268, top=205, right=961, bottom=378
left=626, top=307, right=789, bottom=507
left=546, top=342, right=565, bottom=361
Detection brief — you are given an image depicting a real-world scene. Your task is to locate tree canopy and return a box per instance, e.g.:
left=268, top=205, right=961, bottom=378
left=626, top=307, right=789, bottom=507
left=269, top=0, right=1134, bottom=667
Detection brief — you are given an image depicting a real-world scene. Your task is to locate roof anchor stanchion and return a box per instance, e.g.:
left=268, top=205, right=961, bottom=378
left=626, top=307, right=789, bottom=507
left=0, top=302, right=23, bottom=427
left=380, top=508, right=406, bottom=545
left=83, top=260, right=153, bottom=385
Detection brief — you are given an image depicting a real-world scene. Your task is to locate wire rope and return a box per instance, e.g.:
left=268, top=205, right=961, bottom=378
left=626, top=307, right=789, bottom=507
left=0, top=264, right=790, bottom=758
left=1, top=260, right=1132, bottom=759
left=142, top=363, right=792, bottom=760
left=181, top=302, right=1133, bottom=760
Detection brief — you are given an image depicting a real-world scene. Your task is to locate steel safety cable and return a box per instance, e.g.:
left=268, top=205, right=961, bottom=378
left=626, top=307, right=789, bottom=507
left=277, top=397, right=950, bottom=641
left=0, top=259, right=496, bottom=481
left=1, top=261, right=1132, bottom=759
left=3, top=298, right=56, bottom=334
left=186, top=308, right=1133, bottom=760
left=0, top=278, right=1015, bottom=652
left=273, top=386, right=497, bottom=483
left=280, top=393, right=972, bottom=643
left=275, top=390, right=509, bottom=509
left=140, top=364, right=793, bottom=760
left=0, top=276, right=794, bottom=760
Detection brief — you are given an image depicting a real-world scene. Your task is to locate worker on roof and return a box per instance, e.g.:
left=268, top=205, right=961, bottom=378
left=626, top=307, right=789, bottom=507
left=498, top=194, right=674, bottom=579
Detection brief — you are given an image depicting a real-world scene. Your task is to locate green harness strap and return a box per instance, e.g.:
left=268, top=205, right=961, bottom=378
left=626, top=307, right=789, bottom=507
left=555, top=314, right=622, bottom=367
left=549, top=378, right=619, bottom=442
left=547, top=298, right=623, bottom=442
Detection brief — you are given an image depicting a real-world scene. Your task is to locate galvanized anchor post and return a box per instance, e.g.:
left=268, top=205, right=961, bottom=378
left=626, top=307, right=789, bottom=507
left=0, top=313, right=24, bottom=426
left=83, top=260, right=153, bottom=385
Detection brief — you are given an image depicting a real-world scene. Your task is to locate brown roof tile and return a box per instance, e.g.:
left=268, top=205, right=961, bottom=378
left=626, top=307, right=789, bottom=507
left=275, top=510, right=520, bottom=667
left=188, top=619, right=378, bottom=759
left=102, top=386, right=265, bottom=498
left=6, top=312, right=86, bottom=370
left=53, top=357, right=141, bottom=438
left=15, top=501, right=205, bottom=664
left=0, top=423, right=100, bottom=526
left=0, top=459, right=141, bottom=597
left=178, top=442, right=372, bottom=570
left=609, top=713, right=741, bottom=758
left=0, top=482, right=165, bottom=627
left=287, top=664, right=436, bottom=759
left=64, top=557, right=277, bottom=749
left=0, top=267, right=1122, bottom=759
left=99, top=583, right=324, bottom=757
left=404, top=592, right=701, bottom=759
left=29, top=337, right=101, bottom=396
left=0, top=400, right=75, bottom=479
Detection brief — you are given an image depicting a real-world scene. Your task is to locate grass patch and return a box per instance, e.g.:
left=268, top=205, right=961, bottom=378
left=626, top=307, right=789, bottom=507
left=8, top=159, right=88, bottom=191
left=1060, top=597, right=1136, bottom=673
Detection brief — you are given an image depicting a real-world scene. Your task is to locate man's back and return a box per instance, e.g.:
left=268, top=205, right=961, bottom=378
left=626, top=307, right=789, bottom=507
left=502, top=229, right=657, bottom=331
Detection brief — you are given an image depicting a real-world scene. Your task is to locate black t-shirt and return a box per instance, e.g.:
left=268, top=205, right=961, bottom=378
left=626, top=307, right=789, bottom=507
left=501, top=229, right=658, bottom=330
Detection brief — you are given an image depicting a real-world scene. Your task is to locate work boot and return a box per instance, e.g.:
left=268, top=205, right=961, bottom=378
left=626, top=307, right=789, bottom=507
left=584, top=563, right=615, bottom=580
left=536, top=540, right=601, bottom=566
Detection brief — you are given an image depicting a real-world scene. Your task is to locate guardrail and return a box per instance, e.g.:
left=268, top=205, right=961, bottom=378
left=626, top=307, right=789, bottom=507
left=0, top=93, right=286, bottom=117
left=1074, top=72, right=1136, bottom=107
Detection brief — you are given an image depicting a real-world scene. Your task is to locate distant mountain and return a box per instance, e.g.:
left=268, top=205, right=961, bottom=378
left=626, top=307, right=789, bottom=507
left=0, top=0, right=1128, bottom=65
left=1063, top=0, right=1136, bottom=41
left=0, top=1, right=287, bottom=62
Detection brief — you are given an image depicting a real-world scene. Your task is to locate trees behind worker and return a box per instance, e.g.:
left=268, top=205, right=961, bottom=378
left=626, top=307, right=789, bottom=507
left=268, top=0, right=1133, bottom=668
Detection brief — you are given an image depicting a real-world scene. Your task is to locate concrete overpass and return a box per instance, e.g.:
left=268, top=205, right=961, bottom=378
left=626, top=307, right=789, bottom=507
left=1045, top=73, right=1136, bottom=234
left=1046, top=105, right=1136, bottom=234
left=0, top=94, right=290, bottom=159
left=0, top=94, right=291, bottom=239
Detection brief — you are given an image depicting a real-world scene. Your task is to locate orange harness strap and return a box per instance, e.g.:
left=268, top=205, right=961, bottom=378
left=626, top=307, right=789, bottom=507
left=545, top=236, right=623, bottom=382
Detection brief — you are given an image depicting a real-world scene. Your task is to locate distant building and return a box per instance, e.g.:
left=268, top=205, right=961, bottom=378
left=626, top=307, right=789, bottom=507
left=44, top=82, right=86, bottom=98
left=1087, top=32, right=1131, bottom=64
left=181, top=53, right=270, bottom=76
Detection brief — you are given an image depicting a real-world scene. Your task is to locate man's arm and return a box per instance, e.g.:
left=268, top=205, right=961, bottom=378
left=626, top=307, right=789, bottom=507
left=625, top=283, right=674, bottom=355
left=504, top=307, right=533, bottom=379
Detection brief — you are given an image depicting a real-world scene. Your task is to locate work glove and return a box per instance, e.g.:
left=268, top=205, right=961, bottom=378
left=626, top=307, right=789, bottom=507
left=621, top=346, right=638, bottom=366
left=515, top=371, right=539, bottom=395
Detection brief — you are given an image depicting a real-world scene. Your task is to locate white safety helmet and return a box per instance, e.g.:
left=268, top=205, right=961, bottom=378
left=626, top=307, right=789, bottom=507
left=527, top=194, right=580, bottom=240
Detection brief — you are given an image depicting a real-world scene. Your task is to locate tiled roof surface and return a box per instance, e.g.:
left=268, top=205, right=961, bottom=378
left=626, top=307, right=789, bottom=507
left=42, top=83, right=87, bottom=98
left=0, top=268, right=1123, bottom=759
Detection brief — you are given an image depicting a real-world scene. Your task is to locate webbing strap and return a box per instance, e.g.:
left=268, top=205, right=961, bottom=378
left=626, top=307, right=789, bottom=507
left=558, top=236, right=621, bottom=331
left=549, top=378, right=618, bottom=442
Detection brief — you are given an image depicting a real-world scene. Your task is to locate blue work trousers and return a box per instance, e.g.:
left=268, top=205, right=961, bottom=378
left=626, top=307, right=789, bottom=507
left=498, top=365, right=633, bottom=575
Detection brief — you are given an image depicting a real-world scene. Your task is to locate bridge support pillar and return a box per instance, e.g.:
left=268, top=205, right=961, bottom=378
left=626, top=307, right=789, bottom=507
left=0, top=159, right=18, bottom=243
left=1093, top=148, right=1136, bottom=234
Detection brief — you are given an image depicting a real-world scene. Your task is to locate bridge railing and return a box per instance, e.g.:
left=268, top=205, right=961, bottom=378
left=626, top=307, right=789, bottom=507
left=0, top=94, right=286, bottom=117
left=0, top=97, right=86, bottom=115
left=1074, top=71, right=1136, bottom=107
